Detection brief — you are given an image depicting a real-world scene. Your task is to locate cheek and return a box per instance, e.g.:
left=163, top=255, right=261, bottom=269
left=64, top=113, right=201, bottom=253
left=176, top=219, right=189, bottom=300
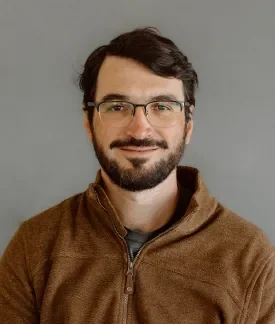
left=162, top=125, right=184, bottom=148
left=95, top=126, right=122, bottom=153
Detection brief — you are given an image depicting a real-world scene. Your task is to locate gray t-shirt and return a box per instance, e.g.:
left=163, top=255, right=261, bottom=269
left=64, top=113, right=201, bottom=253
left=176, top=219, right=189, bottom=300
left=125, top=186, right=193, bottom=261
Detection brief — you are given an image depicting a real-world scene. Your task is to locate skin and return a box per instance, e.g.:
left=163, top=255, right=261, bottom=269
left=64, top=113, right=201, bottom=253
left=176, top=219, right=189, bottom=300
left=83, top=56, right=194, bottom=232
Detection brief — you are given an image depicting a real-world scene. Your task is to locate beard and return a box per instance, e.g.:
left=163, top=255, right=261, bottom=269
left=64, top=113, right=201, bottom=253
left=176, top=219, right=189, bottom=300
left=91, top=122, right=187, bottom=192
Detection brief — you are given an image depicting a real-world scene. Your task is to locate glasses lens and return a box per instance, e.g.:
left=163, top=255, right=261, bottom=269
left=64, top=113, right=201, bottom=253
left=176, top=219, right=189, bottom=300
left=99, top=101, right=133, bottom=127
left=147, top=101, right=182, bottom=127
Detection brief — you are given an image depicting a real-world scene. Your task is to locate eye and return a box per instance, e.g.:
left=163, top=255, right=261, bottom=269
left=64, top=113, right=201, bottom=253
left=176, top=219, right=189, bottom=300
left=151, top=103, right=172, bottom=111
left=109, top=105, right=124, bottom=111
left=105, top=102, right=128, bottom=112
left=157, top=104, right=170, bottom=111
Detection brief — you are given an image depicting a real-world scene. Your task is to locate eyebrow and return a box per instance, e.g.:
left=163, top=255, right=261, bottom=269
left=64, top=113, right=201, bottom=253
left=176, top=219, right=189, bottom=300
left=99, top=93, right=180, bottom=102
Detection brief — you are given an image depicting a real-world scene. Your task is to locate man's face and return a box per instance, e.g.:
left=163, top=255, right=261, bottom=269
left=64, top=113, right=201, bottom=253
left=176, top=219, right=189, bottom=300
left=84, top=56, right=194, bottom=191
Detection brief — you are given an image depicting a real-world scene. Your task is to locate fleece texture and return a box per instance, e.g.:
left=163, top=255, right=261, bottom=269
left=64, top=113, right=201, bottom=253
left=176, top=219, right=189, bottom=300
left=0, top=166, right=275, bottom=323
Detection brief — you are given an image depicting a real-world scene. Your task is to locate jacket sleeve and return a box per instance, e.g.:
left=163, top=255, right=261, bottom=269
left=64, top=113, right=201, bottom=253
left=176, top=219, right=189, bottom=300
left=0, top=222, right=39, bottom=323
left=244, top=253, right=275, bottom=323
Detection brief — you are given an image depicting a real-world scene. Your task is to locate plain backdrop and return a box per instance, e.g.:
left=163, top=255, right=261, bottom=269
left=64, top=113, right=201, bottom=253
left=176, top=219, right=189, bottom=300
left=0, top=0, right=274, bottom=255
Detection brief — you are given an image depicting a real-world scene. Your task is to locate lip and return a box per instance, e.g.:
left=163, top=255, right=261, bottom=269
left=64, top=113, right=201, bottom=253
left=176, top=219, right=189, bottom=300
left=119, top=147, right=158, bottom=154
left=120, top=147, right=158, bottom=151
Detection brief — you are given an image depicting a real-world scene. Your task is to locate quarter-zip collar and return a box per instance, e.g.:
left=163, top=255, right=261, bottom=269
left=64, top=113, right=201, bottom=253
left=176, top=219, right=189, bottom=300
left=87, top=166, right=218, bottom=239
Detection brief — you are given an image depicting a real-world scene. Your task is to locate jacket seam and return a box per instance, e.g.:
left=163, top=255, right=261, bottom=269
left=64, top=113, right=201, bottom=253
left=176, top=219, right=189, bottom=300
left=50, top=254, right=122, bottom=260
left=21, top=221, right=41, bottom=318
left=238, top=252, right=275, bottom=324
left=142, top=260, right=242, bottom=310
left=21, top=221, right=34, bottom=285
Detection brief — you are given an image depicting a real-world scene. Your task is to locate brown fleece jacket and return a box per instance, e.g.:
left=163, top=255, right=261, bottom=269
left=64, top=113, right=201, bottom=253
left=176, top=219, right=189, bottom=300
left=0, top=166, right=275, bottom=324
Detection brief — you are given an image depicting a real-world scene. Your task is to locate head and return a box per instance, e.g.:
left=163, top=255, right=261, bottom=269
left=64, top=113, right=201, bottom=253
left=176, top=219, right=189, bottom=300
left=79, top=27, right=198, bottom=192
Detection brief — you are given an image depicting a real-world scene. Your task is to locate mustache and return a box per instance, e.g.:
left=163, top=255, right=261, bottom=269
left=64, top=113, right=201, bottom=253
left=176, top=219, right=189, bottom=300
left=110, top=137, right=168, bottom=150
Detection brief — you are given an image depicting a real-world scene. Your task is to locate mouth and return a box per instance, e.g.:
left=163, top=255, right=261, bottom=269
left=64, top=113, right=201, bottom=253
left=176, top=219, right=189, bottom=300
left=119, top=147, right=159, bottom=154
left=120, top=146, right=158, bottom=151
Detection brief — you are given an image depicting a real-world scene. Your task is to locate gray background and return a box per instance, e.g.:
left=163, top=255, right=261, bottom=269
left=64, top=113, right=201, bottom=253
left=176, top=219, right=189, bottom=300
left=0, top=0, right=274, bottom=255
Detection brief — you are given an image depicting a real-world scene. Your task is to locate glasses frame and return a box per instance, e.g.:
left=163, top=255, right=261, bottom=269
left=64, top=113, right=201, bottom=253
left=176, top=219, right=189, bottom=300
left=83, top=100, right=192, bottom=127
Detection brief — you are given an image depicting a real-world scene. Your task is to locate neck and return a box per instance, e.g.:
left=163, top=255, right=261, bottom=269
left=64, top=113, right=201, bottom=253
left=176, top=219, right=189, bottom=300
left=100, top=168, right=179, bottom=232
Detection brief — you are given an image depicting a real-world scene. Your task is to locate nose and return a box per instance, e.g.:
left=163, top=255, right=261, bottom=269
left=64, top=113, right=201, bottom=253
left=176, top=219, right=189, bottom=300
left=124, top=106, right=153, bottom=139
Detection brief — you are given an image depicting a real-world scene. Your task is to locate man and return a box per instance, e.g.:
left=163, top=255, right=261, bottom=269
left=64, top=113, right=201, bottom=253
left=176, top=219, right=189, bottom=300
left=0, top=27, right=274, bottom=323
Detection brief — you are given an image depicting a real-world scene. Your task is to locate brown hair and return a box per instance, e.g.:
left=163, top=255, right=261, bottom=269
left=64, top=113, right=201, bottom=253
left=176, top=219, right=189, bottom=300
left=78, top=27, right=198, bottom=124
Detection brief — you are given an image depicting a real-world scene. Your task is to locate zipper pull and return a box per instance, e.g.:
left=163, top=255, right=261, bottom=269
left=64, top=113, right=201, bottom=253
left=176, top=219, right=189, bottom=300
left=125, top=262, right=134, bottom=295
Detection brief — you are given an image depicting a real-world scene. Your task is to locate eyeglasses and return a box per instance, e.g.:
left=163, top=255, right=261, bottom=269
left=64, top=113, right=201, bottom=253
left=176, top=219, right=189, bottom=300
left=83, top=100, right=192, bottom=128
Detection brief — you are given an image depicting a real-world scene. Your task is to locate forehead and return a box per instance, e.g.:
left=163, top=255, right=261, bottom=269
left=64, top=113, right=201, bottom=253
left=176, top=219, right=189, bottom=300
left=95, top=56, right=185, bottom=101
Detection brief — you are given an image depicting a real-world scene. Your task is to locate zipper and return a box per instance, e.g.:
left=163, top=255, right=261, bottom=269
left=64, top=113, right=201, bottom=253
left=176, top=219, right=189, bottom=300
left=129, top=206, right=198, bottom=265
left=92, top=189, right=133, bottom=324
left=122, top=261, right=133, bottom=324
left=125, top=261, right=134, bottom=294
left=92, top=187, right=198, bottom=324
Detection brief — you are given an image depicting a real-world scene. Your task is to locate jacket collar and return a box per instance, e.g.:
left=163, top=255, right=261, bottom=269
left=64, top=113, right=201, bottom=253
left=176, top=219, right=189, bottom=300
left=88, top=166, right=218, bottom=238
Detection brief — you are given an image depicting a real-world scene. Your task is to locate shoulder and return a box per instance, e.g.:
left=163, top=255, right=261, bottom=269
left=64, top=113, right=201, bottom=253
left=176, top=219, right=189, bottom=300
left=25, top=192, right=83, bottom=225
left=217, top=203, right=273, bottom=252
left=23, top=191, right=84, bottom=236
left=211, top=202, right=275, bottom=280
left=15, top=191, right=86, bottom=272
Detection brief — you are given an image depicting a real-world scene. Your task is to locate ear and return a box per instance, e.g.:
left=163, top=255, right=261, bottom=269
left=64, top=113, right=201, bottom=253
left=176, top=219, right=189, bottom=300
left=185, top=105, right=194, bottom=145
left=83, top=112, right=93, bottom=143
